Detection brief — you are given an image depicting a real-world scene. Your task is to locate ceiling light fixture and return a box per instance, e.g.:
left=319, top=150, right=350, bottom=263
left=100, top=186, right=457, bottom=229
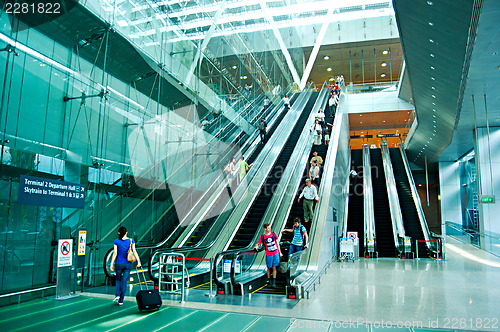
left=427, top=1, right=433, bottom=5
left=429, top=22, right=434, bottom=26
left=380, top=73, right=386, bottom=77
left=430, top=53, right=435, bottom=57
left=381, top=62, right=387, bottom=67
left=383, top=50, right=389, bottom=55
left=429, top=39, right=434, bottom=43
left=431, top=77, right=435, bottom=80
left=324, top=55, right=330, bottom=60
left=431, top=66, right=435, bottom=70
left=432, top=95, right=436, bottom=98
left=327, top=67, right=332, bottom=71
left=432, top=86, right=436, bottom=90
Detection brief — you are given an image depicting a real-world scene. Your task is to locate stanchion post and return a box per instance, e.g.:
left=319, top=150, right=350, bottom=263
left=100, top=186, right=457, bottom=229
left=416, top=240, right=419, bottom=260
left=206, top=257, right=215, bottom=298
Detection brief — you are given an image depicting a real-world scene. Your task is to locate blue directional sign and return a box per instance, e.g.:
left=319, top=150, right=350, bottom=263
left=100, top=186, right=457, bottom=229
left=18, top=175, right=85, bottom=209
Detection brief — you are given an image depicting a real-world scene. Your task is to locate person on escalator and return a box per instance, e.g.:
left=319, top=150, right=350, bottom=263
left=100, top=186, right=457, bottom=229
left=254, top=223, right=283, bottom=288
left=282, top=218, right=309, bottom=255
left=297, top=178, right=319, bottom=223
left=309, top=161, right=320, bottom=186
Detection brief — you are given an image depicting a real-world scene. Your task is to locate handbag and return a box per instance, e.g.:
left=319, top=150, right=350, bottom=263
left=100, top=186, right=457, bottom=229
left=245, top=165, right=249, bottom=172
left=127, top=239, right=137, bottom=262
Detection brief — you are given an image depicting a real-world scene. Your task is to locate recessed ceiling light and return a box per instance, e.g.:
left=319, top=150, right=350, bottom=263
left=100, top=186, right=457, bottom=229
left=429, top=22, right=434, bottom=26
left=381, top=62, right=387, bottom=67
left=433, top=120, right=437, bottom=123
left=433, top=114, right=436, bottom=118
left=431, top=77, right=435, bottom=80
left=232, top=65, right=237, bottom=69
left=383, top=120, right=386, bottom=122
left=431, top=66, right=435, bottom=70
left=327, top=67, right=332, bottom=71
left=433, top=109, right=436, bottom=112
left=324, top=55, right=330, bottom=60
left=427, top=1, right=433, bottom=5
left=360, top=122, right=363, bottom=123
left=430, top=54, right=435, bottom=57
left=432, top=102, right=436, bottom=105
left=432, top=86, right=436, bottom=90
left=329, top=77, right=334, bottom=81
left=429, top=39, right=434, bottom=43
left=432, top=95, right=436, bottom=98
left=380, top=73, right=386, bottom=77
left=383, top=50, right=389, bottom=55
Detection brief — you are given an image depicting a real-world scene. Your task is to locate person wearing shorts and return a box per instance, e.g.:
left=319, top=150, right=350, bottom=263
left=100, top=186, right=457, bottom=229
left=254, top=223, right=283, bottom=287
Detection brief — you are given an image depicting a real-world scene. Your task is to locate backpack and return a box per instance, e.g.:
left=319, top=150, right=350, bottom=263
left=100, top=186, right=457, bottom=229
left=258, top=120, right=266, bottom=131
left=260, top=232, right=278, bottom=251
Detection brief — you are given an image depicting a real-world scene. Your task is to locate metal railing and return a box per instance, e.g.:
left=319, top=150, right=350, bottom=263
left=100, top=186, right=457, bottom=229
left=363, top=144, right=377, bottom=256
left=381, top=141, right=407, bottom=255
left=398, top=144, right=441, bottom=255
left=158, top=253, right=185, bottom=303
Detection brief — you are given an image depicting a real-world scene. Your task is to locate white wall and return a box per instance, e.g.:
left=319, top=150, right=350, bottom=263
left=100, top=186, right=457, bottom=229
left=438, top=161, right=462, bottom=235
left=347, top=91, right=413, bottom=114
left=476, top=127, right=500, bottom=240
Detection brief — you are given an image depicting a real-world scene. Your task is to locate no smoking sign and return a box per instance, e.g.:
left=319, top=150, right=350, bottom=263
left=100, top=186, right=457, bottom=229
left=57, top=239, right=73, bottom=267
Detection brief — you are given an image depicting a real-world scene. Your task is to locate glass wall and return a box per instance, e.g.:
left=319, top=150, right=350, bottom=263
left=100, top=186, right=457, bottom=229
left=0, top=0, right=295, bottom=293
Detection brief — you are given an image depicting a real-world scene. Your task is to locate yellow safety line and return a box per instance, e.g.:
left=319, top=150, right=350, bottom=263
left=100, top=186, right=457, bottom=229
left=190, top=281, right=210, bottom=289
left=251, top=284, right=268, bottom=294
left=1, top=297, right=93, bottom=323
left=10, top=301, right=110, bottom=332
left=152, top=310, right=198, bottom=332
left=58, top=306, right=138, bottom=332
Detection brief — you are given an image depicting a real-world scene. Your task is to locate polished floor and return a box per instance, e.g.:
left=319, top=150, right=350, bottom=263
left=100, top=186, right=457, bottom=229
left=2, top=236, right=499, bottom=331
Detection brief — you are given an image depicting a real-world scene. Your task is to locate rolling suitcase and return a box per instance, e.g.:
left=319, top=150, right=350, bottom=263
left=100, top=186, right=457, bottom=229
left=135, top=268, right=162, bottom=311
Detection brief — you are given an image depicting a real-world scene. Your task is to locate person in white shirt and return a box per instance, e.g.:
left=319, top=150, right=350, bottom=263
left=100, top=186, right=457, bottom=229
left=283, top=95, right=290, bottom=111
left=309, top=161, right=320, bottom=186
left=315, top=108, right=325, bottom=124
left=312, top=120, right=322, bottom=145
left=297, top=178, right=319, bottom=223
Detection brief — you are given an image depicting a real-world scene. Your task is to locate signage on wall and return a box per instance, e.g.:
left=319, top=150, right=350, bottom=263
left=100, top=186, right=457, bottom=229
left=479, top=195, right=495, bottom=204
left=18, top=175, right=85, bottom=209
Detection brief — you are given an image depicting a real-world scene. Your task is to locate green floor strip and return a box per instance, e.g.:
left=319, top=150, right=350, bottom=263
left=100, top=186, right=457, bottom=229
left=0, top=297, right=92, bottom=324
left=0, top=299, right=47, bottom=314
left=158, top=309, right=225, bottom=331
left=152, top=310, right=198, bottom=332
left=287, top=318, right=331, bottom=332
left=58, top=305, right=138, bottom=332
left=97, top=306, right=197, bottom=332
left=9, top=300, right=111, bottom=331
left=243, top=315, right=292, bottom=332
left=201, top=313, right=261, bottom=332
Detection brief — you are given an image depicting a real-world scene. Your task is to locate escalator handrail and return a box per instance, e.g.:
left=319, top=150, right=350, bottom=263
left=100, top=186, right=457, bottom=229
left=363, top=144, right=377, bottom=254
left=212, top=87, right=316, bottom=286
left=381, top=141, right=406, bottom=254
left=214, top=83, right=329, bottom=287
left=103, top=89, right=298, bottom=281
left=174, top=95, right=295, bottom=248
left=398, top=144, right=440, bottom=253
left=303, top=85, right=348, bottom=273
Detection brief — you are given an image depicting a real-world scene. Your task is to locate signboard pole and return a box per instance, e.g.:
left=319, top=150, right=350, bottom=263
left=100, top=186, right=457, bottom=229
left=49, top=239, right=78, bottom=300
left=74, top=228, right=87, bottom=294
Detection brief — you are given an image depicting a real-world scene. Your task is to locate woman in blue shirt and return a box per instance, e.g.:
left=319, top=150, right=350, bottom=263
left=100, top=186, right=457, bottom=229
left=110, top=226, right=141, bottom=305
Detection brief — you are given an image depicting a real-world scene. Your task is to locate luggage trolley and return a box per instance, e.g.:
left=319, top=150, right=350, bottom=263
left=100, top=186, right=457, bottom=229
left=339, top=238, right=355, bottom=262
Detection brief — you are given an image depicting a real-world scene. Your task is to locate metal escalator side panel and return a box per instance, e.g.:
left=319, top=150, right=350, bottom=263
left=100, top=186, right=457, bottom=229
left=381, top=143, right=406, bottom=255
left=363, top=144, right=376, bottom=254
left=204, top=90, right=314, bottom=259
left=397, top=145, right=438, bottom=255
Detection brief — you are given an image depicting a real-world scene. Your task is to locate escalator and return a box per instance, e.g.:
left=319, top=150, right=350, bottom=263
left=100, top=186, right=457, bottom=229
left=229, top=92, right=320, bottom=250
left=370, top=148, right=396, bottom=257
left=390, top=148, right=429, bottom=258
left=346, top=149, right=364, bottom=256
left=254, top=94, right=332, bottom=295
left=184, top=94, right=299, bottom=246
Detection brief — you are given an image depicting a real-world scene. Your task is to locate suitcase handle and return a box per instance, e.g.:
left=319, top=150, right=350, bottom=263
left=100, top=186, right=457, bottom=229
left=136, top=267, right=151, bottom=291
